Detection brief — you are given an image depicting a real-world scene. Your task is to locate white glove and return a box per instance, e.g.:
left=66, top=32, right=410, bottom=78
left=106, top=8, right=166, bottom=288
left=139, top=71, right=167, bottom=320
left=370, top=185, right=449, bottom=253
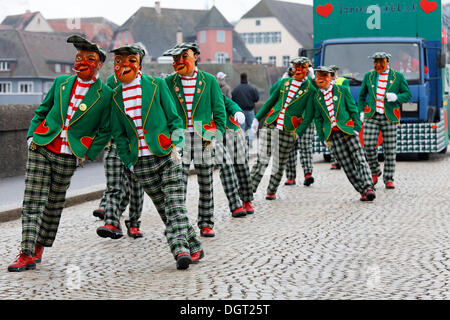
left=308, top=67, right=315, bottom=80
left=386, top=92, right=398, bottom=102
left=360, top=112, right=365, bottom=123
left=234, top=111, right=245, bottom=126
left=128, top=164, right=134, bottom=173
left=175, top=146, right=183, bottom=158
left=251, top=118, right=259, bottom=132
left=27, top=137, right=33, bottom=148
left=354, top=130, right=360, bottom=136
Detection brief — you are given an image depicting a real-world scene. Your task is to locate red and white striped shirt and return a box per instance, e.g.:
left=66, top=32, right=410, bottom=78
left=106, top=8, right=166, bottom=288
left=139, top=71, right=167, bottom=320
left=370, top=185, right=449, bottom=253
left=376, top=68, right=390, bottom=114
left=180, top=67, right=198, bottom=132
left=59, top=75, right=97, bottom=155
left=122, top=72, right=152, bottom=157
left=320, top=84, right=338, bottom=129
left=276, top=79, right=304, bottom=130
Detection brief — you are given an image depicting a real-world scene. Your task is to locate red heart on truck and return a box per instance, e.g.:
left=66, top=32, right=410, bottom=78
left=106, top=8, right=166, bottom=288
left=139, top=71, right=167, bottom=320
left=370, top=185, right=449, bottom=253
left=316, top=3, right=333, bottom=17
left=420, top=0, right=437, bottom=14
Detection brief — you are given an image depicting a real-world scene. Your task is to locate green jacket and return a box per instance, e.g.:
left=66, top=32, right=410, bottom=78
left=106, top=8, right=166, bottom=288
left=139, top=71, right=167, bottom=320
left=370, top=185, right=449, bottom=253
left=358, top=69, right=411, bottom=123
left=165, top=70, right=226, bottom=141
left=28, top=75, right=112, bottom=160
left=223, top=94, right=243, bottom=131
left=111, top=74, right=185, bottom=167
left=256, top=77, right=316, bottom=138
left=106, top=74, right=120, bottom=89
left=314, top=84, right=362, bottom=142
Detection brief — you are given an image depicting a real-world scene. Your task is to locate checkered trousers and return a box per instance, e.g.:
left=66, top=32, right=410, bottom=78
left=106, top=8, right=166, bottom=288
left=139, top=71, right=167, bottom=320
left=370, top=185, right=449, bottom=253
left=21, top=146, right=77, bottom=255
left=285, top=124, right=314, bottom=179
left=134, top=153, right=202, bottom=258
left=182, top=132, right=214, bottom=229
left=223, top=129, right=253, bottom=202
left=363, top=113, right=398, bottom=182
left=250, top=124, right=297, bottom=194
left=100, top=143, right=144, bottom=229
left=329, top=131, right=373, bottom=194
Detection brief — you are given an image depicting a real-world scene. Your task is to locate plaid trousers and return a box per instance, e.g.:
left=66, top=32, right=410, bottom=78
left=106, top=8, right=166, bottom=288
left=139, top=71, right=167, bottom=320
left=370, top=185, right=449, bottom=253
left=285, top=124, right=314, bottom=179
left=101, top=143, right=144, bottom=229
left=134, top=153, right=202, bottom=259
left=250, top=124, right=297, bottom=194
left=21, top=145, right=77, bottom=255
left=329, top=131, right=373, bottom=194
left=181, top=132, right=214, bottom=229
left=363, top=113, right=398, bottom=182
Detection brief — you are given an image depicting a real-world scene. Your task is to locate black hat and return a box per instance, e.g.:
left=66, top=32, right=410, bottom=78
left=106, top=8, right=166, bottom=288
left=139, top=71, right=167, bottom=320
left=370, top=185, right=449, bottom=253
left=314, top=65, right=333, bottom=73
left=67, top=34, right=106, bottom=62
left=110, top=44, right=146, bottom=62
left=162, top=42, right=200, bottom=56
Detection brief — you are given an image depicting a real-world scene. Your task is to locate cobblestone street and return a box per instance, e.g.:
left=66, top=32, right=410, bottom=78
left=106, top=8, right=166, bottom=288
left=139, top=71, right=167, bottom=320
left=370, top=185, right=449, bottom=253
left=1, top=154, right=449, bottom=300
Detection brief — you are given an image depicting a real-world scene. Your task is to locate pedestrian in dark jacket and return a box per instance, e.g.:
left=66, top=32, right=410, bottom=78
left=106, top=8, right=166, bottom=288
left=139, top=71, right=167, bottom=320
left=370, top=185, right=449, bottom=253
left=231, top=73, right=259, bottom=133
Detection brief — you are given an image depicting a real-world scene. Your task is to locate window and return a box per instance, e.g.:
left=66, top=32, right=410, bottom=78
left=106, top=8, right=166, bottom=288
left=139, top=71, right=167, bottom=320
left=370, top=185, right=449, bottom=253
left=256, top=20, right=261, bottom=26
left=263, top=32, right=270, bottom=44
left=200, top=31, right=206, bottom=43
left=19, top=82, right=33, bottom=93
left=214, top=52, right=229, bottom=63
left=217, top=30, right=225, bottom=43
left=283, top=56, right=290, bottom=67
left=255, top=57, right=262, bottom=64
left=0, top=61, right=10, bottom=71
left=247, top=33, right=255, bottom=44
left=255, top=33, right=262, bottom=44
left=269, top=56, right=277, bottom=65
left=124, top=31, right=129, bottom=42
left=0, top=82, right=12, bottom=94
left=65, top=64, right=72, bottom=74
left=271, top=32, right=281, bottom=43
left=240, top=32, right=281, bottom=45
left=55, top=63, right=61, bottom=73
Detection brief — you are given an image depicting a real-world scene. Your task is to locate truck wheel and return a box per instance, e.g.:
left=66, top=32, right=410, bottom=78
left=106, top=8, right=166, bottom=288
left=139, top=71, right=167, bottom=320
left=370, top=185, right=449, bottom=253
left=323, top=154, right=331, bottom=162
left=418, top=153, right=430, bottom=160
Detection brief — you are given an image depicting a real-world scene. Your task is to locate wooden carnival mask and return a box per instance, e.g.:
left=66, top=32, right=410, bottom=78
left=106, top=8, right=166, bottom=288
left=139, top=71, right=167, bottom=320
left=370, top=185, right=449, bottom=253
left=172, top=49, right=198, bottom=77
left=291, top=62, right=309, bottom=81
left=114, top=53, right=142, bottom=84
left=374, top=58, right=388, bottom=74
left=315, top=71, right=332, bottom=90
left=74, top=50, right=102, bottom=81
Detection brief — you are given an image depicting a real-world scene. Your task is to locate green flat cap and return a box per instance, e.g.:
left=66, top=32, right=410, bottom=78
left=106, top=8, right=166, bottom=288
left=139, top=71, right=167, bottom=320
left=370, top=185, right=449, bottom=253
left=329, top=65, right=339, bottom=71
left=290, top=56, right=311, bottom=65
left=314, top=65, right=333, bottom=73
left=67, top=34, right=106, bottom=62
left=110, top=44, right=146, bottom=60
left=368, top=52, right=392, bottom=59
left=162, top=42, right=200, bottom=56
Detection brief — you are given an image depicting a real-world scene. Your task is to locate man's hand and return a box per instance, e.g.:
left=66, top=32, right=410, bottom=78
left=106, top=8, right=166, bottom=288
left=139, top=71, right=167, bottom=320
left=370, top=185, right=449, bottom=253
left=27, top=137, right=33, bottom=148
left=251, top=118, right=259, bottom=132
left=386, top=92, right=398, bottom=102
left=234, top=111, right=246, bottom=126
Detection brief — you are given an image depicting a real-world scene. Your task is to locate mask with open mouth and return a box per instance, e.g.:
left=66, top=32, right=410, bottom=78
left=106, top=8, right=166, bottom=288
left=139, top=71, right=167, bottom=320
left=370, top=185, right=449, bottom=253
left=291, top=63, right=309, bottom=81
left=73, top=50, right=102, bottom=81
left=114, top=54, right=141, bottom=84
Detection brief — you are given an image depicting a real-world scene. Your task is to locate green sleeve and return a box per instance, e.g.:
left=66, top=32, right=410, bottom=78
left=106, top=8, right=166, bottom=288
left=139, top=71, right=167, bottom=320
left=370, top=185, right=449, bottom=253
left=358, top=74, right=369, bottom=113
left=255, top=81, right=282, bottom=121
left=86, top=90, right=112, bottom=160
left=344, top=88, right=362, bottom=133
left=210, top=77, right=227, bottom=138
left=223, top=94, right=242, bottom=116
left=111, top=101, right=133, bottom=168
left=396, top=73, right=412, bottom=103
left=159, top=79, right=185, bottom=149
left=27, top=78, right=58, bottom=137
left=296, top=91, right=316, bottom=137
left=313, top=101, right=325, bottom=142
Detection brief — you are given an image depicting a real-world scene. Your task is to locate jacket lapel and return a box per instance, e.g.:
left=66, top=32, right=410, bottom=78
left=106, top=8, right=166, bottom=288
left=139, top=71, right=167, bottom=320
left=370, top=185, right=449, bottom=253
left=172, top=75, right=188, bottom=120
left=191, top=71, right=206, bottom=117
left=386, top=69, right=396, bottom=91
left=140, top=75, right=157, bottom=128
left=60, top=75, right=77, bottom=124
left=369, top=71, right=377, bottom=100
left=287, top=79, right=310, bottom=107
left=70, top=78, right=102, bottom=125
left=333, top=85, right=343, bottom=116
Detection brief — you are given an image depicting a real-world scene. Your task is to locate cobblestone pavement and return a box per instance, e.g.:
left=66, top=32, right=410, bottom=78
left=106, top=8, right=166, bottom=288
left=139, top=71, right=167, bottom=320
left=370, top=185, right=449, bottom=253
left=1, top=154, right=449, bottom=300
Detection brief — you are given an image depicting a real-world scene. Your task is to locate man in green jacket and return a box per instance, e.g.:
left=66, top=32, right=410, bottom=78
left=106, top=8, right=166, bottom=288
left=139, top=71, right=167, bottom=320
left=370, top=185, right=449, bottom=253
left=250, top=57, right=316, bottom=200
left=106, top=44, right=203, bottom=270
left=8, top=35, right=112, bottom=272
left=313, top=66, right=375, bottom=201
left=358, top=52, right=412, bottom=189
left=163, top=42, right=226, bottom=238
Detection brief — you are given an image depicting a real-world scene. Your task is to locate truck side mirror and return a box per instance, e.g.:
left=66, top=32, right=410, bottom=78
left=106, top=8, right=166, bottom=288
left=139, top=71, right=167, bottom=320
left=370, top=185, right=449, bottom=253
left=437, top=51, right=446, bottom=68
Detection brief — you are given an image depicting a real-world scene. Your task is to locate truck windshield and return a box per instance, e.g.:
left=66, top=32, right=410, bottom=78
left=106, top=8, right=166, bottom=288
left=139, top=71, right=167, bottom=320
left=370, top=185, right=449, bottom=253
left=323, top=42, right=421, bottom=85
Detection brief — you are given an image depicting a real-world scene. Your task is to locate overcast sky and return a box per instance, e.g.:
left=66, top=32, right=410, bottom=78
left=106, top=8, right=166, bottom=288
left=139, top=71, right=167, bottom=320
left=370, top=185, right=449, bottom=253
left=0, top=0, right=314, bottom=26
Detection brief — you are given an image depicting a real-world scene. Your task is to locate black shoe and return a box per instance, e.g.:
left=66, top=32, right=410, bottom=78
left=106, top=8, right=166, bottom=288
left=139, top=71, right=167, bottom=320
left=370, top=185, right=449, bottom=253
left=93, top=209, right=105, bottom=220
left=96, top=225, right=123, bottom=239
left=303, top=174, right=314, bottom=186
left=176, top=253, right=192, bottom=270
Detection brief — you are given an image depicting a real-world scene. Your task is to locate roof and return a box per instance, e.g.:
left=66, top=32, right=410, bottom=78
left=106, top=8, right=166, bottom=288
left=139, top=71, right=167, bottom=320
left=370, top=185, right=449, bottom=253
left=232, top=30, right=255, bottom=63
left=114, top=6, right=208, bottom=57
left=0, top=29, right=76, bottom=78
left=1, top=11, right=40, bottom=30
left=195, top=6, right=233, bottom=30
left=242, top=0, right=313, bottom=48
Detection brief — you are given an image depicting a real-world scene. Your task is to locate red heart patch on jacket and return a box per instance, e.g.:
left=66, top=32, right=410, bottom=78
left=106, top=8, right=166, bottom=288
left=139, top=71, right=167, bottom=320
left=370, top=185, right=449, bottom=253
left=229, top=116, right=240, bottom=128
left=394, top=108, right=401, bottom=120
left=291, top=116, right=303, bottom=129
left=203, top=121, right=216, bottom=134
left=346, top=120, right=354, bottom=127
left=364, top=105, right=371, bottom=113
left=420, top=0, right=437, bottom=14
left=34, top=120, right=49, bottom=135
left=316, top=3, right=333, bottom=17
left=80, top=136, right=93, bottom=149
left=266, top=108, right=275, bottom=119
left=158, top=133, right=172, bottom=150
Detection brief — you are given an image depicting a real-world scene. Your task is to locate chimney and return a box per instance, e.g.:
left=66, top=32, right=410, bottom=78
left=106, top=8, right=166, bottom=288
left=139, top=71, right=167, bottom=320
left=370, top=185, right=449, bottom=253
left=176, top=28, right=183, bottom=44
left=155, top=1, right=161, bottom=15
